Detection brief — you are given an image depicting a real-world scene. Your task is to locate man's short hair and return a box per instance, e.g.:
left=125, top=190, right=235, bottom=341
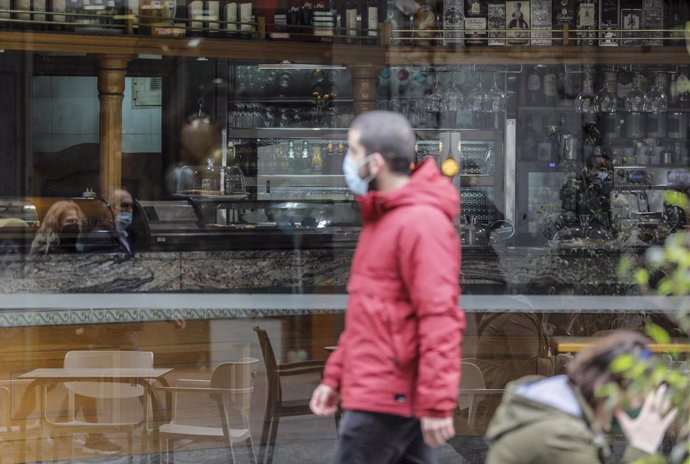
left=350, top=111, right=416, bottom=175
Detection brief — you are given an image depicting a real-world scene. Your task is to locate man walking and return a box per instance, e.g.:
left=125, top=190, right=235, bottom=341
left=310, top=111, right=465, bottom=463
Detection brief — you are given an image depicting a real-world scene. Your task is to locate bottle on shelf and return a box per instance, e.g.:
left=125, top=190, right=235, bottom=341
left=599, top=0, right=619, bottom=46
left=311, top=143, right=324, bottom=174
left=344, top=0, right=359, bottom=43
left=221, top=0, right=238, bottom=38
left=300, top=140, right=311, bottom=174
left=187, top=0, right=204, bottom=34
left=336, top=142, right=347, bottom=173
left=362, top=0, right=379, bottom=44
left=313, top=0, right=335, bottom=41
left=641, top=0, right=663, bottom=46
left=506, top=0, right=530, bottom=45
left=464, top=0, right=486, bottom=46
left=206, top=0, right=221, bottom=36
left=676, top=66, right=689, bottom=108
left=414, top=0, right=437, bottom=46
left=487, top=2, right=504, bottom=46
left=238, top=1, right=252, bottom=38
left=620, top=0, right=642, bottom=46
left=531, top=0, right=553, bottom=46
left=325, top=142, right=335, bottom=174
left=576, top=0, right=597, bottom=46
left=287, top=140, right=296, bottom=174
left=553, top=0, right=576, bottom=44
left=271, top=0, right=288, bottom=38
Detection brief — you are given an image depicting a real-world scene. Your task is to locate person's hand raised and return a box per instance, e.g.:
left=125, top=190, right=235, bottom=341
left=616, top=384, right=677, bottom=454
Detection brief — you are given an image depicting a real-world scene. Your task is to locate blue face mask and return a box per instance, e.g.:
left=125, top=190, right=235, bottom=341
left=118, top=212, right=133, bottom=228
left=343, top=152, right=376, bottom=196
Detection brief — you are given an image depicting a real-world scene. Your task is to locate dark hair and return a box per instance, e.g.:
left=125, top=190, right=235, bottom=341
left=566, top=330, right=651, bottom=407
left=585, top=153, right=612, bottom=171
left=350, top=111, right=415, bottom=175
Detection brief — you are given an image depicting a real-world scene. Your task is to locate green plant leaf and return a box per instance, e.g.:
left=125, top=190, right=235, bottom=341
left=635, top=269, right=650, bottom=287
left=647, top=323, right=671, bottom=344
left=611, top=354, right=636, bottom=373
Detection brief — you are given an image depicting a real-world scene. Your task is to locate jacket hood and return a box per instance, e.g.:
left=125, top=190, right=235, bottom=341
left=486, top=375, right=591, bottom=442
left=356, top=159, right=460, bottom=223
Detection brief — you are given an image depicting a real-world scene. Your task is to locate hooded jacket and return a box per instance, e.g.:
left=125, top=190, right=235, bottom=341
left=486, top=375, right=648, bottom=464
left=322, top=160, right=465, bottom=419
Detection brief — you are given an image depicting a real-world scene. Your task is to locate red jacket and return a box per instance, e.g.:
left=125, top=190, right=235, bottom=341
left=322, top=160, right=465, bottom=419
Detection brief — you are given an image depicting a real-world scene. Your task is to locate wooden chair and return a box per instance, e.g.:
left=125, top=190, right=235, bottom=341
left=157, top=358, right=258, bottom=464
left=253, top=327, right=325, bottom=464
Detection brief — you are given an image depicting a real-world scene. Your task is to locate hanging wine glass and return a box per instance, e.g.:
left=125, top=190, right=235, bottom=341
left=575, top=71, right=598, bottom=114
left=643, top=73, right=669, bottom=113
left=489, top=72, right=507, bottom=113
left=442, top=71, right=464, bottom=128
left=596, top=71, right=619, bottom=113
left=625, top=73, right=646, bottom=112
left=467, top=72, right=490, bottom=113
left=425, top=74, right=443, bottom=127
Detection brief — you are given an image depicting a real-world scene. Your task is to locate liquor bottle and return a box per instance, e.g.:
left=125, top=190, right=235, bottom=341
left=313, top=0, right=335, bottom=40
left=575, top=0, right=596, bottom=45
left=300, top=140, right=311, bottom=174
left=311, top=143, right=324, bottom=174
left=531, top=0, right=552, bottom=46
left=238, top=1, right=252, bottom=38
left=325, top=142, right=336, bottom=174
left=526, top=65, right=544, bottom=106
left=336, top=142, right=347, bottom=173
left=222, top=0, right=238, bottom=37
left=271, top=0, right=288, bottom=38
left=344, top=0, right=358, bottom=42
left=300, top=0, right=312, bottom=35
left=678, top=66, right=690, bottom=108
left=188, top=0, right=204, bottom=34
left=620, top=0, right=642, bottom=46
left=553, top=0, right=576, bottom=42
left=362, top=0, right=379, bottom=44
left=207, top=0, right=221, bottom=35
left=543, top=66, right=557, bottom=106
left=506, top=0, right=530, bottom=45
left=286, top=141, right=296, bottom=174
left=599, top=0, right=619, bottom=46
left=641, top=0, right=663, bottom=46
left=415, top=0, right=437, bottom=46
left=669, top=0, right=690, bottom=46
left=443, top=0, right=465, bottom=46
left=464, top=0, right=486, bottom=46
left=487, top=2, right=505, bottom=45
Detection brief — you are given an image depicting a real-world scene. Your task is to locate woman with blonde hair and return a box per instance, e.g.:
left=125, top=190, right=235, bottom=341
left=30, top=200, right=85, bottom=254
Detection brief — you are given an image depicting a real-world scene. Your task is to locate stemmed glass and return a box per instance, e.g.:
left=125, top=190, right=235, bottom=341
left=575, top=72, right=598, bottom=114
left=441, top=71, right=464, bottom=128
left=489, top=72, right=507, bottom=113
left=625, top=73, right=646, bottom=112
left=643, top=73, right=669, bottom=113
left=596, top=72, right=618, bottom=113
left=425, top=75, right=444, bottom=127
left=467, top=72, right=490, bottom=113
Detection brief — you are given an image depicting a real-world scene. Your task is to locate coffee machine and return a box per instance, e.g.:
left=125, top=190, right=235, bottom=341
left=610, top=166, right=684, bottom=243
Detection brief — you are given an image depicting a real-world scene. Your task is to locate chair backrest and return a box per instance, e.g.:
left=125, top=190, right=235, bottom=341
left=64, top=350, right=154, bottom=399
left=253, top=327, right=282, bottom=402
left=458, top=361, right=486, bottom=426
left=210, top=358, right=258, bottom=412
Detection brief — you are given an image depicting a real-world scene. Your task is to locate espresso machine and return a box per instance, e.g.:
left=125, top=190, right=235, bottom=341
left=610, top=166, right=686, bottom=243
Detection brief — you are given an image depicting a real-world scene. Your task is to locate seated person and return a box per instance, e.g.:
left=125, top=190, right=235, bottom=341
left=30, top=201, right=85, bottom=254
left=110, top=188, right=148, bottom=254
left=485, top=331, right=676, bottom=464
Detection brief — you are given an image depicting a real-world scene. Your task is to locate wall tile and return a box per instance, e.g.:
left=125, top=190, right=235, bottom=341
left=123, top=134, right=149, bottom=153
left=51, top=76, right=97, bottom=98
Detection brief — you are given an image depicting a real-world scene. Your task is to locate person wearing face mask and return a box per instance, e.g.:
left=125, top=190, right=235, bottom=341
left=30, top=200, right=85, bottom=254
left=111, top=189, right=136, bottom=255
left=485, top=330, right=677, bottom=464
left=558, top=153, right=614, bottom=231
left=310, top=111, right=465, bottom=463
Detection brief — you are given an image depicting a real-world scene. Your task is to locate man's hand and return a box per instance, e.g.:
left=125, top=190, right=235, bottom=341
left=310, top=384, right=339, bottom=416
left=616, top=384, right=678, bottom=455
left=420, top=416, right=454, bottom=447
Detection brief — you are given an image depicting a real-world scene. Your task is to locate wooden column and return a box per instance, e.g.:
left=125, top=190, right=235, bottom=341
left=96, top=55, right=131, bottom=197
left=350, top=65, right=381, bottom=115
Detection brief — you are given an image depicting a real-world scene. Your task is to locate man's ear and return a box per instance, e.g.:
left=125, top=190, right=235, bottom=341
left=370, top=152, right=387, bottom=174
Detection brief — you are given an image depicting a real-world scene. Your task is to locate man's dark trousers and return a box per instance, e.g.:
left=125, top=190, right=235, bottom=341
left=334, top=410, right=437, bottom=464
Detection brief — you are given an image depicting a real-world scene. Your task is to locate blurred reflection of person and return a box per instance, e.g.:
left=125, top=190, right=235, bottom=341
left=30, top=201, right=85, bottom=254
left=558, top=153, right=614, bottom=231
